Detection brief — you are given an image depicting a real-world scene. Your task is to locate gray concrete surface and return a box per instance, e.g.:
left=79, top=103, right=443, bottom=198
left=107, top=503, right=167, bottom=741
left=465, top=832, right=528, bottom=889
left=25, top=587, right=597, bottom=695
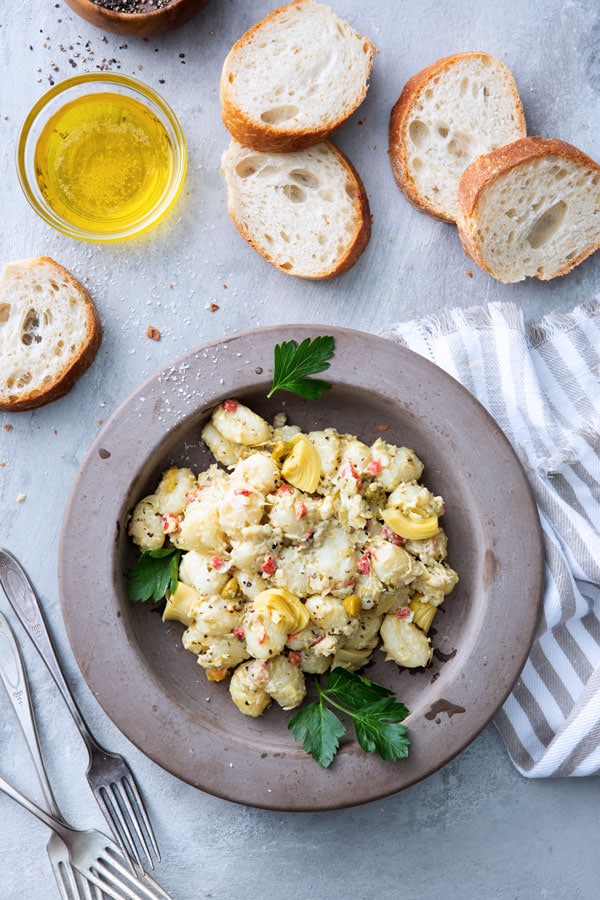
left=1, top=1, right=599, bottom=898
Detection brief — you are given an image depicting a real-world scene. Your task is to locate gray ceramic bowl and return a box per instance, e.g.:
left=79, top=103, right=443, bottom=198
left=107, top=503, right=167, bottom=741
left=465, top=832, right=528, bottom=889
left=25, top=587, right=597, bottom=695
left=58, top=325, right=544, bottom=810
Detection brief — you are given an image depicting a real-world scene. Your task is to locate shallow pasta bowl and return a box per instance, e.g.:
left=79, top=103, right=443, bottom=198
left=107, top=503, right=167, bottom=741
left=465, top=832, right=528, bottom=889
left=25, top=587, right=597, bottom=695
left=58, top=325, right=544, bottom=811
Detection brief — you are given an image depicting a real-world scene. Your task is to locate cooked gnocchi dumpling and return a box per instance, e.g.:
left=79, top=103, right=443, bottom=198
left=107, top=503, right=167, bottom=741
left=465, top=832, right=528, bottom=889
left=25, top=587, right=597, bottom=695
left=129, top=399, right=458, bottom=717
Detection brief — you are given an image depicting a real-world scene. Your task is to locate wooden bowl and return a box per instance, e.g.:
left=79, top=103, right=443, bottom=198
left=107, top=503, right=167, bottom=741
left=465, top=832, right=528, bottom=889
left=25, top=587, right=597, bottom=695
left=64, top=0, right=209, bottom=37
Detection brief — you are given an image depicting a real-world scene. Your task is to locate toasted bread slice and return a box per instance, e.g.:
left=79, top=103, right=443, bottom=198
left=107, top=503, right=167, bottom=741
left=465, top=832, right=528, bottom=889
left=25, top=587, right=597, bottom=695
left=0, top=257, right=101, bottom=411
left=389, top=52, right=526, bottom=223
left=456, top=137, right=600, bottom=282
left=221, top=139, right=371, bottom=279
left=220, top=0, right=375, bottom=153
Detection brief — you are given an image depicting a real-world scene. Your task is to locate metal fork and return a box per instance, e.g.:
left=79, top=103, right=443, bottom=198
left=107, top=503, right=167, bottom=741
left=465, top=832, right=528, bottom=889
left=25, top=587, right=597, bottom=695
left=0, top=610, right=85, bottom=900
left=0, top=771, right=169, bottom=900
left=0, top=548, right=160, bottom=874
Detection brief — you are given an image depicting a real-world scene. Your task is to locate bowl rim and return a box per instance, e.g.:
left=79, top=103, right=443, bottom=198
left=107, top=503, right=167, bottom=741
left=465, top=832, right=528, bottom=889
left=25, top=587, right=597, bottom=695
left=67, top=0, right=203, bottom=20
left=16, top=72, right=187, bottom=243
left=58, top=324, right=545, bottom=810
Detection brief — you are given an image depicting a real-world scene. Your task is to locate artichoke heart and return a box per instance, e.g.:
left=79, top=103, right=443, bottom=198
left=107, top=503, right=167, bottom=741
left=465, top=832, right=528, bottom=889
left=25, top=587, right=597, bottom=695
left=163, top=581, right=202, bottom=626
left=381, top=507, right=439, bottom=541
left=252, top=588, right=310, bottom=633
left=409, top=595, right=438, bottom=633
left=281, top=436, right=322, bottom=493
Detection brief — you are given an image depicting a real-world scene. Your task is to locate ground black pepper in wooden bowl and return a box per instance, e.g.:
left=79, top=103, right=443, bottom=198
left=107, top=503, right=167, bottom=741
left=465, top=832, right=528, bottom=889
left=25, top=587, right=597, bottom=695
left=90, top=0, right=173, bottom=12
left=65, top=0, right=208, bottom=35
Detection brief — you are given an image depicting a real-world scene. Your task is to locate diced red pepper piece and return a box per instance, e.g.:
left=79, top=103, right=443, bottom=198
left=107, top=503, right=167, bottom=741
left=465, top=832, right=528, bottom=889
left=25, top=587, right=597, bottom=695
left=381, top=525, right=405, bottom=546
left=222, top=399, right=238, bottom=412
left=210, top=555, right=224, bottom=569
left=395, top=607, right=411, bottom=619
left=288, top=650, right=303, bottom=667
left=366, top=459, right=383, bottom=475
left=261, top=554, right=277, bottom=575
left=161, top=513, right=180, bottom=534
left=357, top=554, right=371, bottom=574
left=295, top=501, right=307, bottom=519
left=340, top=459, right=362, bottom=490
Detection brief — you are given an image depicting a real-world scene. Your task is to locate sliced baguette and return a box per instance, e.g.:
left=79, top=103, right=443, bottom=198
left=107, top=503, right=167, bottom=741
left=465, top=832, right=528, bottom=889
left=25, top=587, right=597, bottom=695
left=389, top=52, right=526, bottom=223
left=456, top=137, right=600, bottom=283
left=220, top=0, right=375, bottom=153
left=0, top=257, right=101, bottom=411
left=221, top=139, right=370, bottom=279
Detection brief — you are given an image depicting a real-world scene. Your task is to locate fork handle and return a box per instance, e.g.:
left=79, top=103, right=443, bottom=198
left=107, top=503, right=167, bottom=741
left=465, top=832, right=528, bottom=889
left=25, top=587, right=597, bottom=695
left=0, top=611, right=62, bottom=819
left=0, top=771, right=74, bottom=844
left=0, top=549, right=96, bottom=757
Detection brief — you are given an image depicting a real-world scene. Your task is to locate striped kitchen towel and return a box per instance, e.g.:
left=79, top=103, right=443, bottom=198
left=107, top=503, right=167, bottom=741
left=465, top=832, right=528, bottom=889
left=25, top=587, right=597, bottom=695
left=383, top=299, right=600, bottom=777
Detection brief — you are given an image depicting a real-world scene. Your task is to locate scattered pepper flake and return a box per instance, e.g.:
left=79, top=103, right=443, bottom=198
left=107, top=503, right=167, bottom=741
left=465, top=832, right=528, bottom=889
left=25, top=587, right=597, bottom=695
left=466, top=270, right=473, bottom=278
left=375, top=424, right=389, bottom=432
left=209, top=303, right=220, bottom=312
left=146, top=325, right=161, bottom=341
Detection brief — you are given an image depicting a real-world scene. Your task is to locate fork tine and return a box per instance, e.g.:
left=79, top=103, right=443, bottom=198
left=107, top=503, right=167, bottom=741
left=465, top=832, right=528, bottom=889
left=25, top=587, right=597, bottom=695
left=54, top=859, right=77, bottom=900
left=94, top=856, right=163, bottom=900
left=75, top=871, right=96, bottom=900
left=98, top=846, right=171, bottom=900
left=96, top=782, right=145, bottom=872
left=120, top=773, right=161, bottom=864
left=82, top=868, right=128, bottom=900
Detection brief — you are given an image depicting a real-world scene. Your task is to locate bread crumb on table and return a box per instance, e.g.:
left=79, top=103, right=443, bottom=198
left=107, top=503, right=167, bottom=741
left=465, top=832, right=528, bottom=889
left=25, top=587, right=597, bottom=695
left=16, top=493, right=26, bottom=502
left=146, top=325, right=161, bottom=341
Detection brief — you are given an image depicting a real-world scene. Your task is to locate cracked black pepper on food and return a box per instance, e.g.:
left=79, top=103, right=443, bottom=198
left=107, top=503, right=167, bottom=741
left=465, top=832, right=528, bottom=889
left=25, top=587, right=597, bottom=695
left=91, top=0, right=173, bottom=12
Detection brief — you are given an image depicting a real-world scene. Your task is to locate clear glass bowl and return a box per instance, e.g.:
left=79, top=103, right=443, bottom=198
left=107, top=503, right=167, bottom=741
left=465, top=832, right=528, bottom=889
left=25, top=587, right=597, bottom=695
left=17, top=73, right=187, bottom=243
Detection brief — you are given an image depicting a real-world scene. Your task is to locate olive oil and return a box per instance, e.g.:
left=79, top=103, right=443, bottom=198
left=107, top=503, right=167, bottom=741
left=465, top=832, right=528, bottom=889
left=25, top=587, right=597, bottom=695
left=34, top=91, right=174, bottom=234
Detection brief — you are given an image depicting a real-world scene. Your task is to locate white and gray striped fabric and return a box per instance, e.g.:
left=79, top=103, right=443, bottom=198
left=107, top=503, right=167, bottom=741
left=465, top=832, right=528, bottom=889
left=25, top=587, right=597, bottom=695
left=383, top=298, right=600, bottom=777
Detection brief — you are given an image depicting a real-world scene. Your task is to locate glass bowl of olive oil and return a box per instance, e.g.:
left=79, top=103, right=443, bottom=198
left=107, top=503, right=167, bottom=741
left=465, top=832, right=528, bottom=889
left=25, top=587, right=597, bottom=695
left=17, top=73, right=187, bottom=242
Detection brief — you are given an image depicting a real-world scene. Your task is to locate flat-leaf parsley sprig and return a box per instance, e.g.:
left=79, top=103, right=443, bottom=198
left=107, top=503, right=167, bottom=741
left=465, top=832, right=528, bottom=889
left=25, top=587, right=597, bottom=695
left=127, top=547, right=182, bottom=603
left=288, top=667, right=410, bottom=767
left=267, top=335, right=335, bottom=400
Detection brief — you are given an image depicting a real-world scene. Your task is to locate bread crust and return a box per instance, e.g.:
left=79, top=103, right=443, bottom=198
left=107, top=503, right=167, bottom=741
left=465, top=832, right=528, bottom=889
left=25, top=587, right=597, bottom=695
left=456, top=136, right=600, bottom=280
left=226, top=141, right=371, bottom=279
left=0, top=257, right=102, bottom=412
left=220, top=0, right=375, bottom=153
left=389, top=51, right=526, bottom=223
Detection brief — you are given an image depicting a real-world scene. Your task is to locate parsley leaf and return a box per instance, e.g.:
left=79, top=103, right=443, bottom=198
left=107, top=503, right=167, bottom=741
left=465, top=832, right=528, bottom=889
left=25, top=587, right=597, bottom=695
left=267, top=336, right=335, bottom=400
left=327, top=667, right=395, bottom=709
left=127, top=548, right=182, bottom=603
left=287, top=667, right=410, bottom=768
left=353, top=697, right=410, bottom=761
left=288, top=701, right=346, bottom=768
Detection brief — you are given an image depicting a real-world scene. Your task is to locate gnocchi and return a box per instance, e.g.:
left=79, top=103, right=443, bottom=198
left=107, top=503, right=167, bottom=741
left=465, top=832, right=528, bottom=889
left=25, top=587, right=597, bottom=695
left=129, top=400, right=458, bottom=718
